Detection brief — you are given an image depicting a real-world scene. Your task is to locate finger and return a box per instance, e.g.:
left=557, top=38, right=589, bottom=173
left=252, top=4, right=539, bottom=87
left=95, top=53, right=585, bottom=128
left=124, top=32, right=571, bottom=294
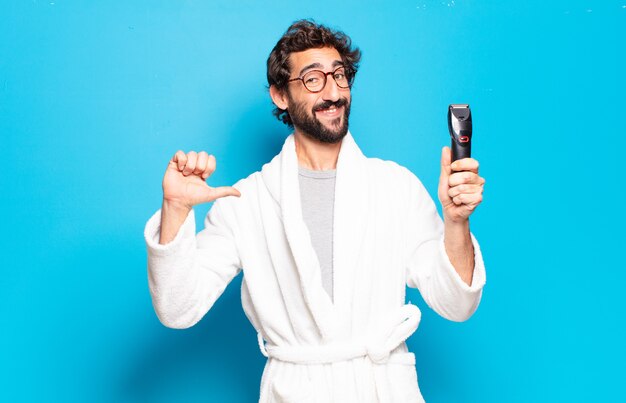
left=202, top=154, right=217, bottom=180
left=183, top=151, right=197, bottom=176
left=448, top=183, right=484, bottom=199
left=452, top=193, right=483, bottom=206
left=450, top=158, right=479, bottom=173
left=450, top=200, right=479, bottom=212
left=194, top=151, right=209, bottom=175
left=172, top=150, right=187, bottom=171
left=448, top=171, right=480, bottom=187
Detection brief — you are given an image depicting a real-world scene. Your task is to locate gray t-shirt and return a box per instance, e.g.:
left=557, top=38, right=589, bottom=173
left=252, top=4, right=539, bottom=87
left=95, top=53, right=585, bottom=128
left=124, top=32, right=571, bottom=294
left=298, top=165, right=336, bottom=301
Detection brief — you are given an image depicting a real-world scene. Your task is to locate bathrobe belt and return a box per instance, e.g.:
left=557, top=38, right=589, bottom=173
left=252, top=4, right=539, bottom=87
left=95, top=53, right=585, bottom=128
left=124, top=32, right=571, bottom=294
left=257, top=304, right=421, bottom=366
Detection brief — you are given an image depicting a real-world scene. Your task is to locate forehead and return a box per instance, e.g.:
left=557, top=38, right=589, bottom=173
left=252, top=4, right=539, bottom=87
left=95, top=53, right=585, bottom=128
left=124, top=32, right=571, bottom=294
left=288, top=47, right=342, bottom=75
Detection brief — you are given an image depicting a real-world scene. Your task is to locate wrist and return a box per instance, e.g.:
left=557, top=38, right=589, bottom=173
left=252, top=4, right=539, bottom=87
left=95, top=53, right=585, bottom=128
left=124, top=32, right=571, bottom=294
left=443, top=213, right=470, bottom=228
left=159, top=199, right=192, bottom=245
left=443, top=217, right=470, bottom=244
left=162, top=198, right=192, bottom=217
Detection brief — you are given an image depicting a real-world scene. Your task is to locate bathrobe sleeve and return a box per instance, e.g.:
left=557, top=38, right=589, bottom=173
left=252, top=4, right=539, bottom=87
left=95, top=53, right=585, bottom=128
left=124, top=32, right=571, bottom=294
left=403, top=169, right=486, bottom=322
left=144, top=200, right=242, bottom=329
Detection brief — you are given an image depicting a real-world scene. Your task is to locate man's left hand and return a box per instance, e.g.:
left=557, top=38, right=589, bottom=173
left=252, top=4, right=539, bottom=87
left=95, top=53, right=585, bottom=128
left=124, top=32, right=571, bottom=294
left=438, top=146, right=485, bottom=223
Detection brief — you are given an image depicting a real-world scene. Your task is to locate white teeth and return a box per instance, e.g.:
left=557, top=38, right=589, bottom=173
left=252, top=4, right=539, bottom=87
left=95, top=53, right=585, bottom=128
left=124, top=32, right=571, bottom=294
left=317, top=106, right=339, bottom=114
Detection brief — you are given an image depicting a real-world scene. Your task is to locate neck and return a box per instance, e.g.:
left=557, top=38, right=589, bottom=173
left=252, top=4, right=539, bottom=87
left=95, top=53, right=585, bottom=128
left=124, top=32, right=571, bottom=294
left=294, top=130, right=342, bottom=170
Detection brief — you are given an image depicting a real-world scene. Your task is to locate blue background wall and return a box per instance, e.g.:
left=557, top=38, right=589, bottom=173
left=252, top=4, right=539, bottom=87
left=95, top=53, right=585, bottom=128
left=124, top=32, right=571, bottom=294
left=2, top=1, right=624, bottom=402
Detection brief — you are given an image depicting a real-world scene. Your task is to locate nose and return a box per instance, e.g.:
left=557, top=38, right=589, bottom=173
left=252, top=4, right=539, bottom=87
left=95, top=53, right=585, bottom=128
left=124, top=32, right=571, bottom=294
left=320, top=73, right=341, bottom=102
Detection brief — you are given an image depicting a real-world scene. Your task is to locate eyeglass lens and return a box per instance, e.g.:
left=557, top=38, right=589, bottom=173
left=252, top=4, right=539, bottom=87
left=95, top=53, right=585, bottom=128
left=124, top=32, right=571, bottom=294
left=302, top=68, right=351, bottom=92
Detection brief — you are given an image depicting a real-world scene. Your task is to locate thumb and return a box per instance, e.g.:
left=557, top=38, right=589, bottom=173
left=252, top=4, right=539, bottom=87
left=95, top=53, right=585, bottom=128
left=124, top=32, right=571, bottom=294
left=202, top=186, right=241, bottom=203
left=438, top=146, right=452, bottom=202
left=440, top=146, right=452, bottom=176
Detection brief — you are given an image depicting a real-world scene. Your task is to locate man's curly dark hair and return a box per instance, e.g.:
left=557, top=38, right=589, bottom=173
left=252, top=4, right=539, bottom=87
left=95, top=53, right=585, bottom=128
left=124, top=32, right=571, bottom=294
left=267, top=19, right=362, bottom=127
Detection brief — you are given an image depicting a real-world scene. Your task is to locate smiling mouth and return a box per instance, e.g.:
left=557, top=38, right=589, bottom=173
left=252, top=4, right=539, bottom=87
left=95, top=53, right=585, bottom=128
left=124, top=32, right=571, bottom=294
left=315, top=105, right=343, bottom=117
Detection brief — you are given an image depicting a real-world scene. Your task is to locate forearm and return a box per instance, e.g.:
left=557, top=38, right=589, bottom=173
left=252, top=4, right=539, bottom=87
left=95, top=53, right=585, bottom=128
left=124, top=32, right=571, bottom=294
left=159, top=199, right=192, bottom=244
left=443, top=219, right=475, bottom=286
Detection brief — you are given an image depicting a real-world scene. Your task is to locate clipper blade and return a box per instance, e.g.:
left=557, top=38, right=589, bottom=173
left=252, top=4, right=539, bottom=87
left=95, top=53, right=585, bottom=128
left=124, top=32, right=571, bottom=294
left=448, top=104, right=472, bottom=162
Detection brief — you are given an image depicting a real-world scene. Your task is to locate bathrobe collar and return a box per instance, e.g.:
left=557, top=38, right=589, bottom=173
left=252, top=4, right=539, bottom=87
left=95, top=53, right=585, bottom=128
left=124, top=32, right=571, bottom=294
left=260, top=132, right=370, bottom=341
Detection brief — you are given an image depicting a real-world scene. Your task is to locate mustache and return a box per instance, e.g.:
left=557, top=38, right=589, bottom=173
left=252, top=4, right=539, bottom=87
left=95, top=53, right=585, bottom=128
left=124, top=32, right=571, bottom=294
left=313, top=98, right=349, bottom=112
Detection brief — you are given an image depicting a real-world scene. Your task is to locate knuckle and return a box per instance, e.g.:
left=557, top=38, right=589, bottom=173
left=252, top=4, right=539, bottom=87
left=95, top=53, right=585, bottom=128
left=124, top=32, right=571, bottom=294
left=198, top=155, right=209, bottom=167
left=208, top=157, right=216, bottom=170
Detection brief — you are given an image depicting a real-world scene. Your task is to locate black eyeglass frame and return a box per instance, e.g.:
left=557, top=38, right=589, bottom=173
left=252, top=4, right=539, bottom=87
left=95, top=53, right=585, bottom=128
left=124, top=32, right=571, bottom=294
left=287, top=66, right=355, bottom=93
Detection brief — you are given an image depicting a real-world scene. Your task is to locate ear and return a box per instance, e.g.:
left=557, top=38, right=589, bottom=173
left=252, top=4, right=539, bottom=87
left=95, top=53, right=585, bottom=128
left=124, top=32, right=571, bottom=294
left=269, top=85, right=289, bottom=111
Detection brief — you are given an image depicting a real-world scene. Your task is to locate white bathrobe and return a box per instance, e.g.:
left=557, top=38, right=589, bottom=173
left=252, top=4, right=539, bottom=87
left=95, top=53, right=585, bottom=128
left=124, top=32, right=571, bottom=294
left=144, top=132, right=486, bottom=402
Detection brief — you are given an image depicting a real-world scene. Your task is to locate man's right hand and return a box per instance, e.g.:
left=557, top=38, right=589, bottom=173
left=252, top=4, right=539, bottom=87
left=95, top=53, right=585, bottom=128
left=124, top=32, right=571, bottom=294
left=163, top=150, right=241, bottom=210
left=159, top=150, right=240, bottom=245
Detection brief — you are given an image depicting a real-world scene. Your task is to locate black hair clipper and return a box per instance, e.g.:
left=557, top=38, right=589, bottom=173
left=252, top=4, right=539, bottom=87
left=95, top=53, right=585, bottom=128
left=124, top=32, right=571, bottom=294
left=448, top=104, right=472, bottom=162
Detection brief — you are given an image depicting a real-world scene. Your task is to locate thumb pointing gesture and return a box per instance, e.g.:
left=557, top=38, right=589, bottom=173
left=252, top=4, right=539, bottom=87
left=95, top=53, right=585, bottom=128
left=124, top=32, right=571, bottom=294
left=163, top=150, right=241, bottom=209
left=200, top=185, right=242, bottom=204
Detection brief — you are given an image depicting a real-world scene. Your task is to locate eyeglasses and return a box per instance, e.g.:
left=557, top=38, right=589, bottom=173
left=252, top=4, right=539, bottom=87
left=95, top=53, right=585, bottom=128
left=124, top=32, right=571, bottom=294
left=288, top=66, right=354, bottom=93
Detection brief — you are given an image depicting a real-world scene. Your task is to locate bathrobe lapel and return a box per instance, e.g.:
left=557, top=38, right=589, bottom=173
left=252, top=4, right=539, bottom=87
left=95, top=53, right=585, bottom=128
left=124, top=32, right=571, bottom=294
left=260, top=132, right=370, bottom=342
left=332, top=133, right=370, bottom=337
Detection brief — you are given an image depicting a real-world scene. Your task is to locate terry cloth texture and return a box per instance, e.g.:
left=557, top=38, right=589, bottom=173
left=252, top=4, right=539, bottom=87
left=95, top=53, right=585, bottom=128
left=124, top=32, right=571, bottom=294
left=144, top=132, right=487, bottom=403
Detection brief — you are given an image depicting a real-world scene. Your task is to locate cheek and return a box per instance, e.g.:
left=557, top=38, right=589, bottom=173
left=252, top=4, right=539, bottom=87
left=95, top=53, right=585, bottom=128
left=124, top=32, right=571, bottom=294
left=340, top=91, right=351, bottom=105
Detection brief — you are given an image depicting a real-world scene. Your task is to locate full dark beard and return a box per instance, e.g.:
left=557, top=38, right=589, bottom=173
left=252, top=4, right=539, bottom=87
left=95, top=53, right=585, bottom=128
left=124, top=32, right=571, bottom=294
left=287, top=97, right=350, bottom=144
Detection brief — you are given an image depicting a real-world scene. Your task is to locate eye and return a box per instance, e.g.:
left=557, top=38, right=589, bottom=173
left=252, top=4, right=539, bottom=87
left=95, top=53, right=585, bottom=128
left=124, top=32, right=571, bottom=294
left=305, top=76, right=320, bottom=84
left=334, top=67, right=348, bottom=82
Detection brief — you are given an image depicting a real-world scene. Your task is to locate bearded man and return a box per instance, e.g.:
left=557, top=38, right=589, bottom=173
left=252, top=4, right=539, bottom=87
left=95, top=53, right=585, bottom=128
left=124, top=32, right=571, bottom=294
left=145, top=19, right=487, bottom=402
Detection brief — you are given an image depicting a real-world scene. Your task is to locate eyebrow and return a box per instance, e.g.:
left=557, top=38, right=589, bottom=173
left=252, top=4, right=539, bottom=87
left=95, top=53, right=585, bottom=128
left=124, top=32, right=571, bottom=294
left=298, top=60, right=344, bottom=77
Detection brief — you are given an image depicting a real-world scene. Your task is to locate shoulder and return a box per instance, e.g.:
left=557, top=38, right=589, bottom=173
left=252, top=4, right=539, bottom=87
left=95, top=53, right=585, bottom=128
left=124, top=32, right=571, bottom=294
left=201, top=171, right=263, bottom=235
left=364, top=157, right=424, bottom=187
left=232, top=170, right=260, bottom=194
left=363, top=157, right=432, bottom=205
left=215, top=170, right=260, bottom=208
